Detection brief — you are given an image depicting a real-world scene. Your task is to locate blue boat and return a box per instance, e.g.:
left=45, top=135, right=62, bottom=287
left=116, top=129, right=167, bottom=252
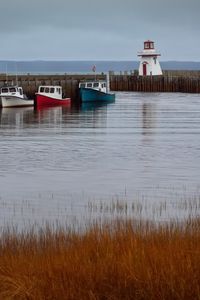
left=79, top=81, right=115, bottom=103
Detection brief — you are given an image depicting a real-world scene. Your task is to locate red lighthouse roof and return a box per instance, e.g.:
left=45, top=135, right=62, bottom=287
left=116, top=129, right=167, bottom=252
left=144, top=40, right=154, bottom=43
left=137, top=40, right=161, bottom=57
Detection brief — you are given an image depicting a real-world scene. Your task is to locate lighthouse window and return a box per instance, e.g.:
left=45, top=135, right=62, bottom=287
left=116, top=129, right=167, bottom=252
left=144, top=43, right=149, bottom=49
left=153, top=57, right=157, bottom=64
left=150, top=42, right=154, bottom=49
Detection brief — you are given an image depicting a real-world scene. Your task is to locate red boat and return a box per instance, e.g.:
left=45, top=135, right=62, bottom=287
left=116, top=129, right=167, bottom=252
left=35, top=86, right=71, bottom=107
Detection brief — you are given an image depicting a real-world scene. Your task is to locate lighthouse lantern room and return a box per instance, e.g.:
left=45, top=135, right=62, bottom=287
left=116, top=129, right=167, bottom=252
left=138, top=40, right=162, bottom=76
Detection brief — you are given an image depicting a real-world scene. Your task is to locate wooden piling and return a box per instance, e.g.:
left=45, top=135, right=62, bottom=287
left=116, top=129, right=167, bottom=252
left=0, top=70, right=200, bottom=101
left=109, top=70, right=200, bottom=94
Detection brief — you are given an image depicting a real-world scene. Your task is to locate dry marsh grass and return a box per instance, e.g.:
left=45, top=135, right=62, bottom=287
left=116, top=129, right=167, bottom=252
left=0, top=218, right=199, bottom=300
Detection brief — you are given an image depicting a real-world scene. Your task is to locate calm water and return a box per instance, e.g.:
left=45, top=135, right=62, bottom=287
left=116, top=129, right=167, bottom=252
left=0, top=92, right=200, bottom=228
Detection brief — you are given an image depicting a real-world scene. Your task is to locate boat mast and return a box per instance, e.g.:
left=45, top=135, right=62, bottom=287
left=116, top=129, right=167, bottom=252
left=106, top=72, right=110, bottom=93
left=15, top=62, right=18, bottom=86
left=5, top=63, right=8, bottom=85
left=92, top=65, right=96, bottom=81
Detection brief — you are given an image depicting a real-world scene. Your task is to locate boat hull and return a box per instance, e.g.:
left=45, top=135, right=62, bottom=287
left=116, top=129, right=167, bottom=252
left=35, top=94, right=71, bottom=107
left=79, top=88, right=115, bottom=102
left=0, top=96, right=34, bottom=108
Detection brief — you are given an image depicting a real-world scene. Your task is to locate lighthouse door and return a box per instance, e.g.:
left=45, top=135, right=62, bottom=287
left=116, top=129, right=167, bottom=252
left=143, top=63, right=147, bottom=76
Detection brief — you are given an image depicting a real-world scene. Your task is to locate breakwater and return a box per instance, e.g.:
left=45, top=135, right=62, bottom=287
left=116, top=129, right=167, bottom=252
left=0, top=74, right=106, bottom=100
left=110, top=70, right=200, bottom=93
left=1, top=70, right=200, bottom=101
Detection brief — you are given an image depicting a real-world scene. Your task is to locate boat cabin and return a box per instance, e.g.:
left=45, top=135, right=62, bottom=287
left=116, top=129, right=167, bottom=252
left=0, top=86, right=24, bottom=98
left=79, top=81, right=107, bottom=93
left=37, top=86, right=63, bottom=99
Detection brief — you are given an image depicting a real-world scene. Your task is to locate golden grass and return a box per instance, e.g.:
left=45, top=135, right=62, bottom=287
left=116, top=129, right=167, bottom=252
left=0, top=218, right=199, bottom=300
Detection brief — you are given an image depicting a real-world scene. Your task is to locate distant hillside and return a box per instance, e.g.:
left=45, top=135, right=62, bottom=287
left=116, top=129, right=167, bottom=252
left=0, top=60, right=200, bottom=74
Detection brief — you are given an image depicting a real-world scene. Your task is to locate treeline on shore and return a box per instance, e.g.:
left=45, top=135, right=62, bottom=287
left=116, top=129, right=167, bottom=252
left=0, top=217, right=199, bottom=299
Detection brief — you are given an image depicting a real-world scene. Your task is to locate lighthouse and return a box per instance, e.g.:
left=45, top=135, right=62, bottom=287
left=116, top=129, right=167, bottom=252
left=138, top=40, right=162, bottom=76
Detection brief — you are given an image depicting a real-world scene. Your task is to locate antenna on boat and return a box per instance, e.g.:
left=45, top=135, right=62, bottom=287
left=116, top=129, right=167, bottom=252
left=15, top=62, right=18, bottom=86
left=5, top=63, right=8, bottom=85
left=92, top=65, right=96, bottom=81
left=106, top=71, right=110, bottom=93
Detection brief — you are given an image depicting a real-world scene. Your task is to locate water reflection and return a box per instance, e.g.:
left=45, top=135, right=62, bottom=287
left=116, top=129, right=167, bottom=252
left=0, top=101, right=114, bottom=129
left=33, top=106, right=71, bottom=126
left=81, top=101, right=115, bottom=112
left=1, top=92, right=200, bottom=229
left=0, top=107, right=35, bottom=128
left=141, top=102, right=156, bottom=135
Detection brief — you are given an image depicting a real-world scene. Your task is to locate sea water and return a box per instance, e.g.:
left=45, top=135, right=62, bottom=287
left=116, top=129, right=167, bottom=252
left=0, top=92, right=200, bottom=228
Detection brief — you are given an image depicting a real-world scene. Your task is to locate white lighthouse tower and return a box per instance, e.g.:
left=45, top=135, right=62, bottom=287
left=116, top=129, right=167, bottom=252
left=138, top=40, right=162, bottom=76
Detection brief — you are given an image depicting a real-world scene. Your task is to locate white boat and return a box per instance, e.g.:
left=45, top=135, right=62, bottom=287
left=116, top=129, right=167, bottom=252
left=0, top=86, right=34, bottom=108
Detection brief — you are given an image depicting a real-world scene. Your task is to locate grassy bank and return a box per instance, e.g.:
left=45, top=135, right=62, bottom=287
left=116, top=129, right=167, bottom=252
left=0, top=218, right=199, bottom=299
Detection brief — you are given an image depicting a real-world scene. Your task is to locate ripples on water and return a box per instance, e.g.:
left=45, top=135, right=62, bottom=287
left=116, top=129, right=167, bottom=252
left=0, top=92, right=200, bottom=228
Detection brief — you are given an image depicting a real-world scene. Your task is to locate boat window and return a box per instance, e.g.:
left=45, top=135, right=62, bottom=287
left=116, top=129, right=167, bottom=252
left=45, top=87, right=50, bottom=93
left=40, top=87, right=44, bottom=93
left=50, top=87, right=54, bottom=93
left=101, top=84, right=104, bottom=88
left=104, top=83, right=107, bottom=87
left=80, top=83, right=86, bottom=88
left=93, top=83, right=99, bottom=88
left=1, top=88, right=8, bottom=93
left=87, top=83, right=92, bottom=88
left=58, top=88, right=61, bottom=94
left=19, top=88, right=23, bottom=95
left=9, top=87, right=16, bottom=93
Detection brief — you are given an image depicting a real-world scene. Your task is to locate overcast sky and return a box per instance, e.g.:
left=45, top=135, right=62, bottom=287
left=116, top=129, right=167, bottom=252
left=0, top=0, right=199, bottom=61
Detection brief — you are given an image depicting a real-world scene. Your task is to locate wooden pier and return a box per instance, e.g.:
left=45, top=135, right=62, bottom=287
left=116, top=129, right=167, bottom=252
left=109, top=70, right=200, bottom=93
left=0, top=74, right=106, bottom=101
left=0, top=70, right=200, bottom=102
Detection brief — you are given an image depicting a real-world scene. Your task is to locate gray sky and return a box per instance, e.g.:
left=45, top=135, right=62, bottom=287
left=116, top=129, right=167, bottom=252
left=0, top=0, right=199, bottom=61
